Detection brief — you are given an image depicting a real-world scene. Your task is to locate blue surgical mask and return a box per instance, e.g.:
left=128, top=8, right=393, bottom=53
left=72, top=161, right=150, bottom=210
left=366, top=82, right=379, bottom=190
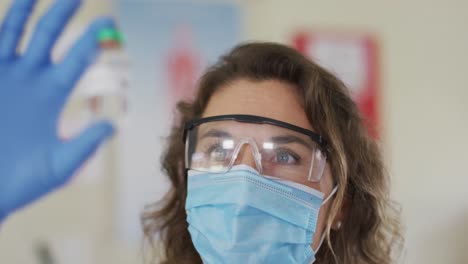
left=186, top=164, right=338, bottom=264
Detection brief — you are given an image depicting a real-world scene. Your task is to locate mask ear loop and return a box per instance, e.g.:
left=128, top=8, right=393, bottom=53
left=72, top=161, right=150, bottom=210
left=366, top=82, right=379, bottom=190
left=312, top=184, right=339, bottom=258
left=312, top=231, right=327, bottom=254
left=321, top=185, right=338, bottom=206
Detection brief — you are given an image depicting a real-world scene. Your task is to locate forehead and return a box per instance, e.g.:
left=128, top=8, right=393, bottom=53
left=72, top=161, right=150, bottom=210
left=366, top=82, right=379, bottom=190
left=202, top=79, right=315, bottom=131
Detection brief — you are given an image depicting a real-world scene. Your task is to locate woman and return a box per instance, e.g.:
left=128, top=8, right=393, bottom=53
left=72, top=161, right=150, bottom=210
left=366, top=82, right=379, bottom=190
left=142, top=43, right=404, bottom=263
left=0, top=1, right=402, bottom=263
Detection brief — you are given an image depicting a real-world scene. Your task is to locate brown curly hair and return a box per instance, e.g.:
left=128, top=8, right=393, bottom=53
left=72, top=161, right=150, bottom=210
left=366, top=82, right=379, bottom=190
left=142, top=42, right=404, bottom=263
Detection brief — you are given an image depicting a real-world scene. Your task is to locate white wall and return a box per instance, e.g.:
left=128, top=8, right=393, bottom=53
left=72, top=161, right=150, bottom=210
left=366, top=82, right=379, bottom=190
left=1, top=0, right=467, bottom=263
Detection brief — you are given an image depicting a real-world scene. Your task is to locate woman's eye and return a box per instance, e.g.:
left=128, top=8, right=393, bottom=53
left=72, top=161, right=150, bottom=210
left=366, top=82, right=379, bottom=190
left=274, top=150, right=299, bottom=165
left=207, top=145, right=229, bottom=161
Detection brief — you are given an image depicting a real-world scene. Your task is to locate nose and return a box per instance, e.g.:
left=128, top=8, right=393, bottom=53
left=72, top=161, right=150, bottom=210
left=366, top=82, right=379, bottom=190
left=233, top=142, right=262, bottom=173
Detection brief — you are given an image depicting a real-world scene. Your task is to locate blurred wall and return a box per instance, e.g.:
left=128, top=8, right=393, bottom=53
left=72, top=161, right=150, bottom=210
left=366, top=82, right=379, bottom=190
left=1, top=0, right=467, bottom=264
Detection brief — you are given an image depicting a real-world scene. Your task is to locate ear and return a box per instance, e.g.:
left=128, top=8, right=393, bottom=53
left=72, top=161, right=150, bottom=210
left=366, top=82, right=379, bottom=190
left=331, top=195, right=349, bottom=230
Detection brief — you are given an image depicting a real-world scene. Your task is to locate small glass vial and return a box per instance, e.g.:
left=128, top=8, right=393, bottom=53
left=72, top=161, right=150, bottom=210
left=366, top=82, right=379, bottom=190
left=79, top=28, right=130, bottom=124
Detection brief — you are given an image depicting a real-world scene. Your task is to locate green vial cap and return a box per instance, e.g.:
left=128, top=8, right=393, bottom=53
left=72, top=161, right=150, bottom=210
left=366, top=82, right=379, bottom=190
left=98, top=28, right=124, bottom=43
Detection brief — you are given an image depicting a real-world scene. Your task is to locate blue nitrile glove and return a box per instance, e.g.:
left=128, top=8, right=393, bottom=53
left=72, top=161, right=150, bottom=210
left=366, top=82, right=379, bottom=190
left=0, top=0, right=117, bottom=222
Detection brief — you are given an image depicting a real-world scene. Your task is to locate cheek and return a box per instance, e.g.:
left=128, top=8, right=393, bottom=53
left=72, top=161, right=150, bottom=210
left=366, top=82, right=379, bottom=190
left=303, top=164, right=334, bottom=193
left=319, top=164, right=335, bottom=194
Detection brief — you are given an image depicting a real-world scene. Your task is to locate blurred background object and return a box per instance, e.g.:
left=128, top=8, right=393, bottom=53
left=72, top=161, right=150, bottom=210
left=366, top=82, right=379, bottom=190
left=292, top=31, right=380, bottom=137
left=34, top=240, right=55, bottom=264
left=113, top=1, right=240, bottom=244
left=0, top=0, right=467, bottom=263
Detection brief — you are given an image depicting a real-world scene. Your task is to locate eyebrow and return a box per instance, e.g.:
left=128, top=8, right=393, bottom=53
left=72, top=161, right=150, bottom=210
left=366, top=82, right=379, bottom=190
left=270, top=135, right=314, bottom=150
left=199, top=129, right=233, bottom=139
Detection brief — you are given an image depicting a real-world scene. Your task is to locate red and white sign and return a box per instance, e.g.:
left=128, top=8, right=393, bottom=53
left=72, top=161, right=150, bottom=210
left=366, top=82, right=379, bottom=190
left=293, top=31, right=380, bottom=138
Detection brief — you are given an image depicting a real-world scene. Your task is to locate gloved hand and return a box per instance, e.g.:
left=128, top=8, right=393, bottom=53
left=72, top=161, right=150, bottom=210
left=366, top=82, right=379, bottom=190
left=0, top=0, right=116, bottom=222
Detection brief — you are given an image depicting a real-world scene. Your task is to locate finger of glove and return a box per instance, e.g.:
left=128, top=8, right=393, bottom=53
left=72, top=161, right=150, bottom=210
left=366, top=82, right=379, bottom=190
left=0, top=0, right=37, bottom=60
left=51, top=121, right=114, bottom=184
left=23, top=0, right=81, bottom=66
left=54, top=17, right=115, bottom=98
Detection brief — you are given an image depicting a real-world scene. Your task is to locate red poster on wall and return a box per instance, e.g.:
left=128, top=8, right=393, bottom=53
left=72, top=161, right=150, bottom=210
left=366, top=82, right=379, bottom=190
left=293, top=31, right=380, bottom=138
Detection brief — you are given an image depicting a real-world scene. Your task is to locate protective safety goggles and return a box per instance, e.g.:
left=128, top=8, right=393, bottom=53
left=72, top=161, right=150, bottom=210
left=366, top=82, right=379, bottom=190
left=183, top=115, right=329, bottom=184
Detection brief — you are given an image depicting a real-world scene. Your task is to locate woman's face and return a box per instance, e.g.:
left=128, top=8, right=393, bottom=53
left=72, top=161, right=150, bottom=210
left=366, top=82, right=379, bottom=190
left=201, top=78, right=336, bottom=250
